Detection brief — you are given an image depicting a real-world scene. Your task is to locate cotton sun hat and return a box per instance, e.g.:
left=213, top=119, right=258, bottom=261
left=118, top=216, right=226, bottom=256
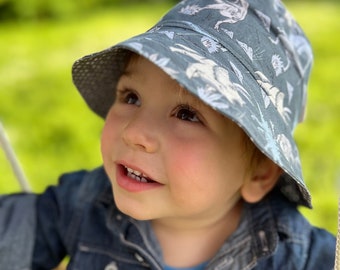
left=72, top=0, right=314, bottom=208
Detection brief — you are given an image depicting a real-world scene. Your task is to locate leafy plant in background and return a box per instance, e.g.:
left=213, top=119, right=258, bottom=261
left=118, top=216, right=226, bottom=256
left=0, top=0, right=178, bottom=21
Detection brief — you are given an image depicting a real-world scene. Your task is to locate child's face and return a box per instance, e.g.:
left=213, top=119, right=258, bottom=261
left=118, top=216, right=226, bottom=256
left=101, top=55, right=250, bottom=224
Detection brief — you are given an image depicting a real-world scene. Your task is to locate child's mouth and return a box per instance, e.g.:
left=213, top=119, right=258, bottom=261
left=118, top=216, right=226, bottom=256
left=123, top=165, right=155, bottom=183
left=116, top=164, right=162, bottom=192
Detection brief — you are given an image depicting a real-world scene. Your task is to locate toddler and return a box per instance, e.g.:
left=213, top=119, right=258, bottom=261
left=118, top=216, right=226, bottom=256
left=0, top=0, right=336, bottom=269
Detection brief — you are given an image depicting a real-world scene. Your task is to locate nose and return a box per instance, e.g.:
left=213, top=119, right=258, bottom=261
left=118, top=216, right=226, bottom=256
left=122, top=110, right=160, bottom=153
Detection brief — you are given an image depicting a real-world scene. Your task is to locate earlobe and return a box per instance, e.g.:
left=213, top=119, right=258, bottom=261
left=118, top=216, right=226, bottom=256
left=241, top=159, right=282, bottom=203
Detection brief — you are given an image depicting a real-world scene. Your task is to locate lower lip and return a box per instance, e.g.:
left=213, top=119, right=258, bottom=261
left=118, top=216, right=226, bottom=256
left=115, top=164, right=163, bottom=193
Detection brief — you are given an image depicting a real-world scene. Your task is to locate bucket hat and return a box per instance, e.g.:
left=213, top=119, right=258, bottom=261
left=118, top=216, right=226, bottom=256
left=72, top=0, right=313, bottom=207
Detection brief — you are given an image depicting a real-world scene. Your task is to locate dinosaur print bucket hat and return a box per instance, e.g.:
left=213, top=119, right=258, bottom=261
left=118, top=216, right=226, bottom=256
left=72, top=0, right=313, bottom=207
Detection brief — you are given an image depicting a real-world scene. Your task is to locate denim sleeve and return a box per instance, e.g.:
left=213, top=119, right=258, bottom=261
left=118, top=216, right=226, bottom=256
left=0, top=193, right=37, bottom=270
left=32, top=170, right=88, bottom=269
left=304, top=227, right=335, bottom=270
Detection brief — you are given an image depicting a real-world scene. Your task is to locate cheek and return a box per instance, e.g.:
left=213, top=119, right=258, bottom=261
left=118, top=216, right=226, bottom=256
left=166, top=136, right=245, bottom=200
left=100, top=113, right=120, bottom=164
left=165, top=139, right=220, bottom=196
left=100, top=121, right=111, bottom=159
left=168, top=137, right=221, bottom=179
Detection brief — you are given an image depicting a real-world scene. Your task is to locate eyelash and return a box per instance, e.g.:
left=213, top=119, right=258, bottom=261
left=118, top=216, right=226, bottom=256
left=116, top=89, right=202, bottom=124
left=172, top=104, right=202, bottom=123
left=117, top=89, right=141, bottom=106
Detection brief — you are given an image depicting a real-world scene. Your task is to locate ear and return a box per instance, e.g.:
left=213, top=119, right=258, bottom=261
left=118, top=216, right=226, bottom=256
left=241, top=158, right=282, bottom=203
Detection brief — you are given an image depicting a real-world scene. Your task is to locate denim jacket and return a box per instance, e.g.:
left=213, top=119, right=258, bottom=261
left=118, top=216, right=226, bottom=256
left=0, top=167, right=335, bottom=270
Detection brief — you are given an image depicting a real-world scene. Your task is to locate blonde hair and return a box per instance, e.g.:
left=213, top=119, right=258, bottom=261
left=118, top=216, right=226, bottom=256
left=242, top=132, right=267, bottom=174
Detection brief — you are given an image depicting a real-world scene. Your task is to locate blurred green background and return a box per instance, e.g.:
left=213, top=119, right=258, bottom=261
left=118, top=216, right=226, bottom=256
left=0, top=0, right=339, bottom=235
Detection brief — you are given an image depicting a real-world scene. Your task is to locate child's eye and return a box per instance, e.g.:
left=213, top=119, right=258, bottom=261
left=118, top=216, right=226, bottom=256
left=174, top=105, right=201, bottom=123
left=117, top=90, right=141, bottom=106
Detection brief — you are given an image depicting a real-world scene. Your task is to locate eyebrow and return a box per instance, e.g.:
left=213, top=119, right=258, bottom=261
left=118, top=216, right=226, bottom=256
left=120, top=69, right=132, bottom=78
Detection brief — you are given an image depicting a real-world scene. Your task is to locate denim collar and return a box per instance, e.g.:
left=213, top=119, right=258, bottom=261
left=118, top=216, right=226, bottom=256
left=204, top=198, right=279, bottom=270
left=106, top=195, right=281, bottom=270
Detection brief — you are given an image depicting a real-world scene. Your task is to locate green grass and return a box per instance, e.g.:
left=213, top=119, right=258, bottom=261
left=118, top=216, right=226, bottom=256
left=288, top=2, right=340, bottom=234
left=0, top=2, right=339, bottom=234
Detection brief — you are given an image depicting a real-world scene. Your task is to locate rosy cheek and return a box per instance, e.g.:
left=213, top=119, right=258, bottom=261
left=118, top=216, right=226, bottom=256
left=101, top=117, right=116, bottom=161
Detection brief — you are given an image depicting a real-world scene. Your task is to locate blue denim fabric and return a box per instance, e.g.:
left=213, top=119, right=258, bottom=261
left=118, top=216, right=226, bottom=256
left=0, top=193, right=36, bottom=270
left=0, top=167, right=336, bottom=269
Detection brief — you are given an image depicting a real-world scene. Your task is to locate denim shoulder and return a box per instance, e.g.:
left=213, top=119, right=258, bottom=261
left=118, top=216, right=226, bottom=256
left=303, top=226, right=335, bottom=269
left=254, top=190, right=336, bottom=270
left=0, top=193, right=37, bottom=269
left=32, top=166, right=111, bottom=268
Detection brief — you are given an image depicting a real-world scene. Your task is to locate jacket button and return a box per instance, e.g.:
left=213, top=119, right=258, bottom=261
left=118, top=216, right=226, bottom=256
left=104, top=261, right=118, bottom=270
left=134, top=253, right=145, bottom=263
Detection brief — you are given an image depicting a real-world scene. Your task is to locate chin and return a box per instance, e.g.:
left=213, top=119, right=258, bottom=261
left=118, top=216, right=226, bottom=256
left=118, top=206, right=154, bottom=221
left=112, top=196, right=154, bottom=221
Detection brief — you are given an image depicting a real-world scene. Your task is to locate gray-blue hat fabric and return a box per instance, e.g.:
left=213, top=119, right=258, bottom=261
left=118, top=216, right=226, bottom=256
left=72, top=0, right=313, bottom=207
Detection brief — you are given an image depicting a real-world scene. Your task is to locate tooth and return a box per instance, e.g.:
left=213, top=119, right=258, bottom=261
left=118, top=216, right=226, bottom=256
left=125, top=166, right=143, bottom=176
left=141, top=177, right=148, bottom=183
left=125, top=166, right=151, bottom=182
left=133, top=170, right=141, bottom=176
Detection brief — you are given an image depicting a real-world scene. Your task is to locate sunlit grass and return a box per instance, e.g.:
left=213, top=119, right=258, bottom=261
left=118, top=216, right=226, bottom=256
left=288, top=2, right=340, bottom=233
left=0, top=2, right=339, bottom=234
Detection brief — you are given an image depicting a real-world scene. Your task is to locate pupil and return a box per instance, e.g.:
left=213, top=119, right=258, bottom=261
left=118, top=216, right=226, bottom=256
left=178, top=109, right=194, bottom=121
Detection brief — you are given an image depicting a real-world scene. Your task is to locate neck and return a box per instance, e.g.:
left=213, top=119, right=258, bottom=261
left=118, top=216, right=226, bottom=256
left=151, top=200, right=243, bottom=268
